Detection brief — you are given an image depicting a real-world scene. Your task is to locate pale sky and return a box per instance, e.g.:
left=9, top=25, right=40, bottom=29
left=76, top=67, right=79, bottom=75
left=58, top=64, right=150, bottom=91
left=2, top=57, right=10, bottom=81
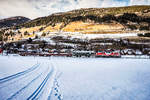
left=0, top=0, right=150, bottom=19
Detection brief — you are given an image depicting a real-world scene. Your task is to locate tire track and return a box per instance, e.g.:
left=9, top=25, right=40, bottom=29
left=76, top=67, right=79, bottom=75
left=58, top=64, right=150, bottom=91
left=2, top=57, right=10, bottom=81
left=6, top=67, right=49, bottom=100
left=27, top=67, right=54, bottom=100
left=0, top=63, right=40, bottom=84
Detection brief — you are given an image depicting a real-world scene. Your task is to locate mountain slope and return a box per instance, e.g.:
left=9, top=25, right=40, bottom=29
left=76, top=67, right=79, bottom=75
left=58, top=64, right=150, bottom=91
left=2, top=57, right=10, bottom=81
left=19, top=5, right=150, bottom=27
left=12, top=5, right=149, bottom=34
left=1, top=5, right=150, bottom=42
left=0, top=16, right=30, bottom=28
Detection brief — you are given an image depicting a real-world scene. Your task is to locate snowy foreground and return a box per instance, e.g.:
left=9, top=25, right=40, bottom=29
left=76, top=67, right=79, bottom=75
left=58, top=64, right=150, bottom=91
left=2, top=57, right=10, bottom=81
left=0, top=55, right=150, bottom=100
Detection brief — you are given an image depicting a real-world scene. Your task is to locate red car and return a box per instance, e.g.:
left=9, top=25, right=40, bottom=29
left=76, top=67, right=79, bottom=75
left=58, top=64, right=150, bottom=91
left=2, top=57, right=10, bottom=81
left=96, top=51, right=121, bottom=58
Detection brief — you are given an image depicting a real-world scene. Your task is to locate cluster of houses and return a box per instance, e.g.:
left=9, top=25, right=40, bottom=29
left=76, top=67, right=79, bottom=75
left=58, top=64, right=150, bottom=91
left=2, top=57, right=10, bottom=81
left=1, top=35, right=150, bottom=58
left=1, top=42, right=149, bottom=58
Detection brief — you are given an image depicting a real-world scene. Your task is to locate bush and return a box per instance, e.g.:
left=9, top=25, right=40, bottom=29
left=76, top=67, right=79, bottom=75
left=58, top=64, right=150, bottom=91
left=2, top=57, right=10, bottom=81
left=127, top=25, right=137, bottom=30
left=42, top=32, right=46, bottom=36
left=144, top=33, right=150, bottom=37
left=138, top=33, right=150, bottom=37
left=138, top=34, right=144, bottom=37
left=24, top=31, right=29, bottom=35
left=27, top=38, right=32, bottom=43
left=139, top=26, right=149, bottom=30
left=0, top=35, right=2, bottom=41
left=0, top=31, right=3, bottom=41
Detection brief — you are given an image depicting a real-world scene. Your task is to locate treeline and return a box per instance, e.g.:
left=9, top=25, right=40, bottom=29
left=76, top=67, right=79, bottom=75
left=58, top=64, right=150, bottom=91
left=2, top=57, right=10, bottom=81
left=0, top=30, right=4, bottom=41
left=18, top=13, right=150, bottom=31
left=138, top=33, right=150, bottom=37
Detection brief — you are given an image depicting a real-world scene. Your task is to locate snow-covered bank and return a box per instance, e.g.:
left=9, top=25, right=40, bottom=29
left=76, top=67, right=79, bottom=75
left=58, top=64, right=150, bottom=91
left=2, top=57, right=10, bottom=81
left=47, top=32, right=138, bottom=39
left=0, top=56, right=150, bottom=100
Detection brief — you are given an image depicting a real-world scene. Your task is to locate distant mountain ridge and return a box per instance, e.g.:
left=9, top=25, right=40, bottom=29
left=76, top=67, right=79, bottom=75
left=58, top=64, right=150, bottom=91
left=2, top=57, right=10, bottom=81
left=0, top=16, right=30, bottom=28
left=1, top=5, right=150, bottom=42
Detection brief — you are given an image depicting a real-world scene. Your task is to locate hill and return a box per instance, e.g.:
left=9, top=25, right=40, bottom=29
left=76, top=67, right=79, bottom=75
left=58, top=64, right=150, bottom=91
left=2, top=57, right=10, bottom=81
left=0, top=16, right=30, bottom=28
left=1, top=5, right=150, bottom=42
left=12, top=5, right=149, bottom=34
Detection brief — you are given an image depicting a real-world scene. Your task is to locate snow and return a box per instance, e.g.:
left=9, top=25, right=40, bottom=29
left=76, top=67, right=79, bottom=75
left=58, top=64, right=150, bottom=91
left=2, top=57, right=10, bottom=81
left=40, top=37, right=55, bottom=44
left=82, top=33, right=138, bottom=39
left=0, top=55, right=36, bottom=79
left=47, top=32, right=138, bottom=39
left=0, top=55, right=150, bottom=100
left=51, top=57, right=150, bottom=100
left=122, top=55, right=150, bottom=59
left=35, top=32, right=43, bottom=36
left=93, top=43, right=113, bottom=45
left=59, top=42, right=77, bottom=47
left=130, top=42, right=150, bottom=45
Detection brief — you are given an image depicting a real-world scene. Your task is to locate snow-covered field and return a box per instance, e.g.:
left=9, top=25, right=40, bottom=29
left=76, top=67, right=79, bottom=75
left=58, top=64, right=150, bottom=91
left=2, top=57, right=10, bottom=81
left=0, top=55, right=150, bottom=100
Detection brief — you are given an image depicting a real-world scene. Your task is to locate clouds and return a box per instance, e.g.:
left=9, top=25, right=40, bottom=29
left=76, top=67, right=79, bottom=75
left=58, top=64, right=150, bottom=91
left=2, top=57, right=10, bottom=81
left=0, top=0, right=42, bottom=19
left=0, top=0, right=150, bottom=19
left=129, top=0, right=150, bottom=5
left=75, top=0, right=101, bottom=8
left=101, top=0, right=128, bottom=7
left=31, top=0, right=101, bottom=15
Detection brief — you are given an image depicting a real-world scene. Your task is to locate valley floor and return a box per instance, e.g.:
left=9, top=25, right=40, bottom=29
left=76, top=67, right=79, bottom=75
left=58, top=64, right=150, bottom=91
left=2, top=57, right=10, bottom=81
left=0, top=55, right=150, bottom=100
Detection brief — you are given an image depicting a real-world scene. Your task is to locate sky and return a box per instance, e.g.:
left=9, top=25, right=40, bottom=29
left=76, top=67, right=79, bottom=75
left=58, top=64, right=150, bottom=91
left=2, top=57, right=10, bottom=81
left=0, top=0, right=150, bottom=19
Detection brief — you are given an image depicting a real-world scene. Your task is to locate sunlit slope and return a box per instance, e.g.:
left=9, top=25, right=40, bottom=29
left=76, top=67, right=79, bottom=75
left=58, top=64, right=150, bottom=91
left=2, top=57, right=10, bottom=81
left=16, top=5, right=150, bottom=33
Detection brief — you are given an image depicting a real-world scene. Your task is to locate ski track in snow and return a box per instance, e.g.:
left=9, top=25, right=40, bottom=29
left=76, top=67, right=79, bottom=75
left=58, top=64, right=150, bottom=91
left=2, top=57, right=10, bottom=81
left=27, top=67, right=54, bottom=100
left=0, top=63, right=41, bottom=91
left=6, top=66, right=51, bottom=100
left=0, top=63, right=40, bottom=84
left=0, top=56, right=57, bottom=100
